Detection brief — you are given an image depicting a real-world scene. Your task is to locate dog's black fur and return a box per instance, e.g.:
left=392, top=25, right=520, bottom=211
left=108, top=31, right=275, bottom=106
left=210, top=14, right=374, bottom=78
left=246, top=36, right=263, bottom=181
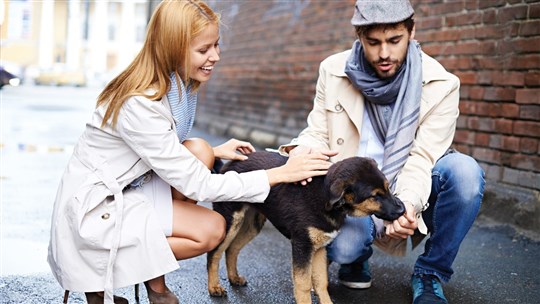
left=207, top=151, right=405, bottom=304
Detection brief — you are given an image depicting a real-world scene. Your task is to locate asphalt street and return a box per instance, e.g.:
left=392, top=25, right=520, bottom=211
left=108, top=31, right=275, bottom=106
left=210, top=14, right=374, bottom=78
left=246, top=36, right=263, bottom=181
left=1, top=85, right=539, bottom=303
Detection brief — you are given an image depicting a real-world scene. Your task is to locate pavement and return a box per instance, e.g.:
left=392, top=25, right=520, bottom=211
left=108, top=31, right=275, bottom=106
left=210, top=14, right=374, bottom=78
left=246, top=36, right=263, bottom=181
left=1, top=85, right=539, bottom=303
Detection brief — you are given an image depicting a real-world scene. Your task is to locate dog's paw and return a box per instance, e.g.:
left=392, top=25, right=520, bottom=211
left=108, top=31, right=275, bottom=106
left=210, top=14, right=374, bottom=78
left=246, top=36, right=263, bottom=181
left=229, top=275, right=247, bottom=286
left=208, top=285, right=227, bottom=297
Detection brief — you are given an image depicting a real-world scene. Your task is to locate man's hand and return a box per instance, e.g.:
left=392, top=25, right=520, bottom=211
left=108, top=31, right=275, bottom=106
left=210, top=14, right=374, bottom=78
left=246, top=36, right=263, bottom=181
left=213, top=139, right=256, bottom=161
left=384, top=202, right=418, bottom=239
left=288, top=145, right=338, bottom=185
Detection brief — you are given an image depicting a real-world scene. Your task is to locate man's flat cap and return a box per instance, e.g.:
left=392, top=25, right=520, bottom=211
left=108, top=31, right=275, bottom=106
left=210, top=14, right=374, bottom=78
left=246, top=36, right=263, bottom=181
left=351, top=0, right=414, bottom=26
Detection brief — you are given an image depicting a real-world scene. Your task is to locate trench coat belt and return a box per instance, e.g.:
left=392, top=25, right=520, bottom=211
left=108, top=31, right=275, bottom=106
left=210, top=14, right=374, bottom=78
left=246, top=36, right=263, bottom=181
left=74, top=143, right=124, bottom=304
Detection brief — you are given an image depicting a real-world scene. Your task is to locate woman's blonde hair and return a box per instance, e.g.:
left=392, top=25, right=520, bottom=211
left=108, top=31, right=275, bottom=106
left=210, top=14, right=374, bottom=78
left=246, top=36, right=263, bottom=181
left=97, top=0, right=220, bottom=128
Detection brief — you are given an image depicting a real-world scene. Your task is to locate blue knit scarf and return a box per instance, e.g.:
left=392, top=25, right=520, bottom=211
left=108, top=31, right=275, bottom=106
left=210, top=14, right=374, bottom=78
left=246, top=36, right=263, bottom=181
left=167, top=73, right=198, bottom=143
left=345, top=39, right=423, bottom=189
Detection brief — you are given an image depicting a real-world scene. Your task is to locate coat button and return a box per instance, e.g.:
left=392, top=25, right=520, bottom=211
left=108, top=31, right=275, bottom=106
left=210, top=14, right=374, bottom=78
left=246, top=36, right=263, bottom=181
left=335, top=104, right=343, bottom=111
left=337, top=138, right=344, bottom=145
left=101, top=213, right=110, bottom=220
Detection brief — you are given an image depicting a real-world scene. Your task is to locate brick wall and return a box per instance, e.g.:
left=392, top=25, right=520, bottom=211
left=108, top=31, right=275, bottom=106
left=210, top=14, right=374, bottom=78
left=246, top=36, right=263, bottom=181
left=196, top=0, right=540, bottom=232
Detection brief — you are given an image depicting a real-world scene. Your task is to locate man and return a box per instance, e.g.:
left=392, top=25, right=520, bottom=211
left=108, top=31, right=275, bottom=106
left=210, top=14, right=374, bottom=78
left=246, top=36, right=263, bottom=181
left=279, top=1, right=485, bottom=303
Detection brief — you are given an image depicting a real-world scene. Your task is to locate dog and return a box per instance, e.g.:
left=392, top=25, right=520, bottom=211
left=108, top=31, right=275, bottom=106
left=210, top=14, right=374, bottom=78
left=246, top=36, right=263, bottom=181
left=207, top=151, right=405, bottom=304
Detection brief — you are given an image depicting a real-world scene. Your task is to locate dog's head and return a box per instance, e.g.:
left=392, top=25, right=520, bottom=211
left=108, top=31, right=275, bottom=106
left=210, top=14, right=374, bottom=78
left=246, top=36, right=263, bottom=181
left=324, top=157, right=405, bottom=221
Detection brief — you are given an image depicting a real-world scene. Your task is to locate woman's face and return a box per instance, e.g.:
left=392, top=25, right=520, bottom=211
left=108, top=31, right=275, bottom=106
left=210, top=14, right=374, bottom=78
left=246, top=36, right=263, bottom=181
left=189, top=23, right=220, bottom=83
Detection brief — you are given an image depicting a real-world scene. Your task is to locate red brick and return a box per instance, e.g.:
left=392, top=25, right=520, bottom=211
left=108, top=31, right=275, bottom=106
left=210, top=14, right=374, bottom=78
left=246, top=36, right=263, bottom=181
left=488, top=134, right=502, bottom=149
left=514, top=121, right=540, bottom=136
left=525, top=73, right=540, bottom=87
left=455, top=130, right=475, bottom=145
left=465, top=0, right=479, bottom=10
left=449, top=41, right=496, bottom=56
left=475, top=132, right=491, bottom=147
left=456, top=116, right=468, bottom=129
left=494, top=119, right=514, bottom=135
left=514, top=37, right=540, bottom=54
left=475, top=25, right=505, bottom=39
left=510, top=154, right=540, bottom=171
left=472, top=147, right=502, bottom=165
left=521, top=137, right=539, bottom=154
left=488, top=103, right=502, bottom=117
left=461, top=101, right=496, bottom=117
left=507, top=54, right=540, bottom=70
left=475, top=57, right=503, bottom=69
left=484, top=87, right=516, bottom=101
left=501, top=136, right=521, bottom=152
left=520, top=105, right=540, bottom=120
left=446, top=11, right=482, bottom=27
left=417, top=17, right=443, bottom=30
left=498, top=6, right=528, bottom=23
left=477, top=71, right=494, bottom=85
left=482, top=9, right=498, bottom=24
left=519, top=21, right=540, bottom=37
left=458, top=100, right=476, bottom=115
left=455, top=72, right=477, bottom=85
left=432, top=1, right=466, bottom=15
left=469, top=86, right=486, bottom=100
left=530, top=3, right=540, bottom=18
left=493, top=72, right=525, bottom=87
left=516, top=89, right=540, bottom=104
left=479, top=0, right=505, bottom=9
left=500, top=103, right=521, bottom=118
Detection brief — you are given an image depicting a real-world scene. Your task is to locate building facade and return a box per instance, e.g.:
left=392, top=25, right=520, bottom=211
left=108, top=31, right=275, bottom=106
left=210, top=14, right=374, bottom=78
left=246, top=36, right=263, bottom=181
left=1, top=0, right=153, bottom=85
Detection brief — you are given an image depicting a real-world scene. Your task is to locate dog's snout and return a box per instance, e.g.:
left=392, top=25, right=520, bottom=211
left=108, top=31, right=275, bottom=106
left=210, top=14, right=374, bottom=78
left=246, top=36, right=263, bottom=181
left=374, top=195, right=406, bottom=221
left=394, top=197, right=406, bottom=215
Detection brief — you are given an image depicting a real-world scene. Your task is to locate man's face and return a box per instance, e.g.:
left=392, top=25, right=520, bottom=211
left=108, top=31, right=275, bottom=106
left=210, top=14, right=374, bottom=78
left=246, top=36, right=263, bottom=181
left=360, top=23, right=415, bottom=79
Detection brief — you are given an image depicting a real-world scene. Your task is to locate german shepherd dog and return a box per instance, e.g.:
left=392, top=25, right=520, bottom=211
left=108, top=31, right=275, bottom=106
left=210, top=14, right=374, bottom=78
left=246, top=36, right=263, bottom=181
left=207, top=151, right=405, bottom=304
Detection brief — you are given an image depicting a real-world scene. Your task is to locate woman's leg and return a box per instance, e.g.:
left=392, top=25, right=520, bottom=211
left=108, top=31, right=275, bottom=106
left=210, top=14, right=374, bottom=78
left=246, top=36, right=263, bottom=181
left=171, top=138, right=215, bottom=202
left=148, top=138, right=225, bottom=293
left=167, top=199, right=226, bottom=259
left=168, top=137, right=225, bottom=258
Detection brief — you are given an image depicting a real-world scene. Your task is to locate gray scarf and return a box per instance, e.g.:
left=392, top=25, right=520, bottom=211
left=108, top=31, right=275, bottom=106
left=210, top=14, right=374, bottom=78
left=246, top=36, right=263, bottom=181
left=345, top=39, right=422, bottom=189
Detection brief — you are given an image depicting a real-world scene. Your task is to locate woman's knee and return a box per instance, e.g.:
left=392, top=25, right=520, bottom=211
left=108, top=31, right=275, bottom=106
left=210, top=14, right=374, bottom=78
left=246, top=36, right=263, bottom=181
left=198, top=212, right=226, bottom=252
left=183, top=138, right=215, bottom=169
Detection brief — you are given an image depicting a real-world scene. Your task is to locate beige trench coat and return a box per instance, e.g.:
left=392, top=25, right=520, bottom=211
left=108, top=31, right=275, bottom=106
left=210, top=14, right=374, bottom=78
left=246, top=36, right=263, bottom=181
left=280, top=50, right=460, bottom=255
left=48, top=94, right=270, bottom=300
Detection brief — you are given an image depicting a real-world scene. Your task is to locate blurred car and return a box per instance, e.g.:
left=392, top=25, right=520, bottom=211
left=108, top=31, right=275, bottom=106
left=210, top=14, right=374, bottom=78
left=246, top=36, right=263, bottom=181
left=34, top=65, right=86, bottom=87
left=0, top=66, right=21, bottom=89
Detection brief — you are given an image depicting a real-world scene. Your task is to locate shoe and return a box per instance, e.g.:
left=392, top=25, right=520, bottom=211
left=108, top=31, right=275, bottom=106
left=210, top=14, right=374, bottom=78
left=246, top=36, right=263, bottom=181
left=143, top=281, right=179, bottom=304
left=338, top=259, right=372, bottom=289
left=84, top=292, right=128, bottom=304
left=411, top=274, right=448, bottom=304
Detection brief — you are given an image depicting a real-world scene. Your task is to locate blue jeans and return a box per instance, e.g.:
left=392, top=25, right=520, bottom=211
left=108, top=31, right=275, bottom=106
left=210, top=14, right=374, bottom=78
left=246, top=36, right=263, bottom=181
left=327, top=151, right=485, bottom=282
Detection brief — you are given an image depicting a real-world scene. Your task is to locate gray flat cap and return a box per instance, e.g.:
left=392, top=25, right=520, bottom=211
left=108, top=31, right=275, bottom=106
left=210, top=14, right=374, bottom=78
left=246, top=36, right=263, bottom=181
left=351, top=0, right=414, bottom=26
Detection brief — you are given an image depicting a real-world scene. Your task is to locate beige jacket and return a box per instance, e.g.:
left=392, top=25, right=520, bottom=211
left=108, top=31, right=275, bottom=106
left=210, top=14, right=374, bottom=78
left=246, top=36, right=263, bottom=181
left=48, top=94, right=270, bottom=299
left=280, top=50, right=460, bottom=255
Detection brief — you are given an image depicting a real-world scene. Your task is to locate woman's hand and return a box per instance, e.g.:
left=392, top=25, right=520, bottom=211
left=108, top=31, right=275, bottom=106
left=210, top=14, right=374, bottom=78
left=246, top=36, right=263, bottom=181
left=384, top=202, right=418, bottom=239
left=287, top=145, right=338, bottom=185
left=266, top=153, right=333, bottom=186
left=213, top=139, right=256, bottom=161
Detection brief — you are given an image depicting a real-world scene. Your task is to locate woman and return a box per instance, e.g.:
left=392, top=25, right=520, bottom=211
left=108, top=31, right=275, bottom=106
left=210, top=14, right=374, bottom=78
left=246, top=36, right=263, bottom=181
left=47, top=1, right=332, bottom=303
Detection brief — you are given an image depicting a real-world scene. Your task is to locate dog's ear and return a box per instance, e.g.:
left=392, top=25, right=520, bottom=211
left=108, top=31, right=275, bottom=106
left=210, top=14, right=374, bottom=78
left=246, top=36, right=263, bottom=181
left=326, top=181, right=350, bottom=211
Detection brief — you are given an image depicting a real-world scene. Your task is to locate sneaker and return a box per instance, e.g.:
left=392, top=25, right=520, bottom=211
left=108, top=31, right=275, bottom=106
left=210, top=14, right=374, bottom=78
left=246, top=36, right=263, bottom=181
left=411, top=274, right=448, bottom=304
left=338, top=259, right=372, bottom=289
